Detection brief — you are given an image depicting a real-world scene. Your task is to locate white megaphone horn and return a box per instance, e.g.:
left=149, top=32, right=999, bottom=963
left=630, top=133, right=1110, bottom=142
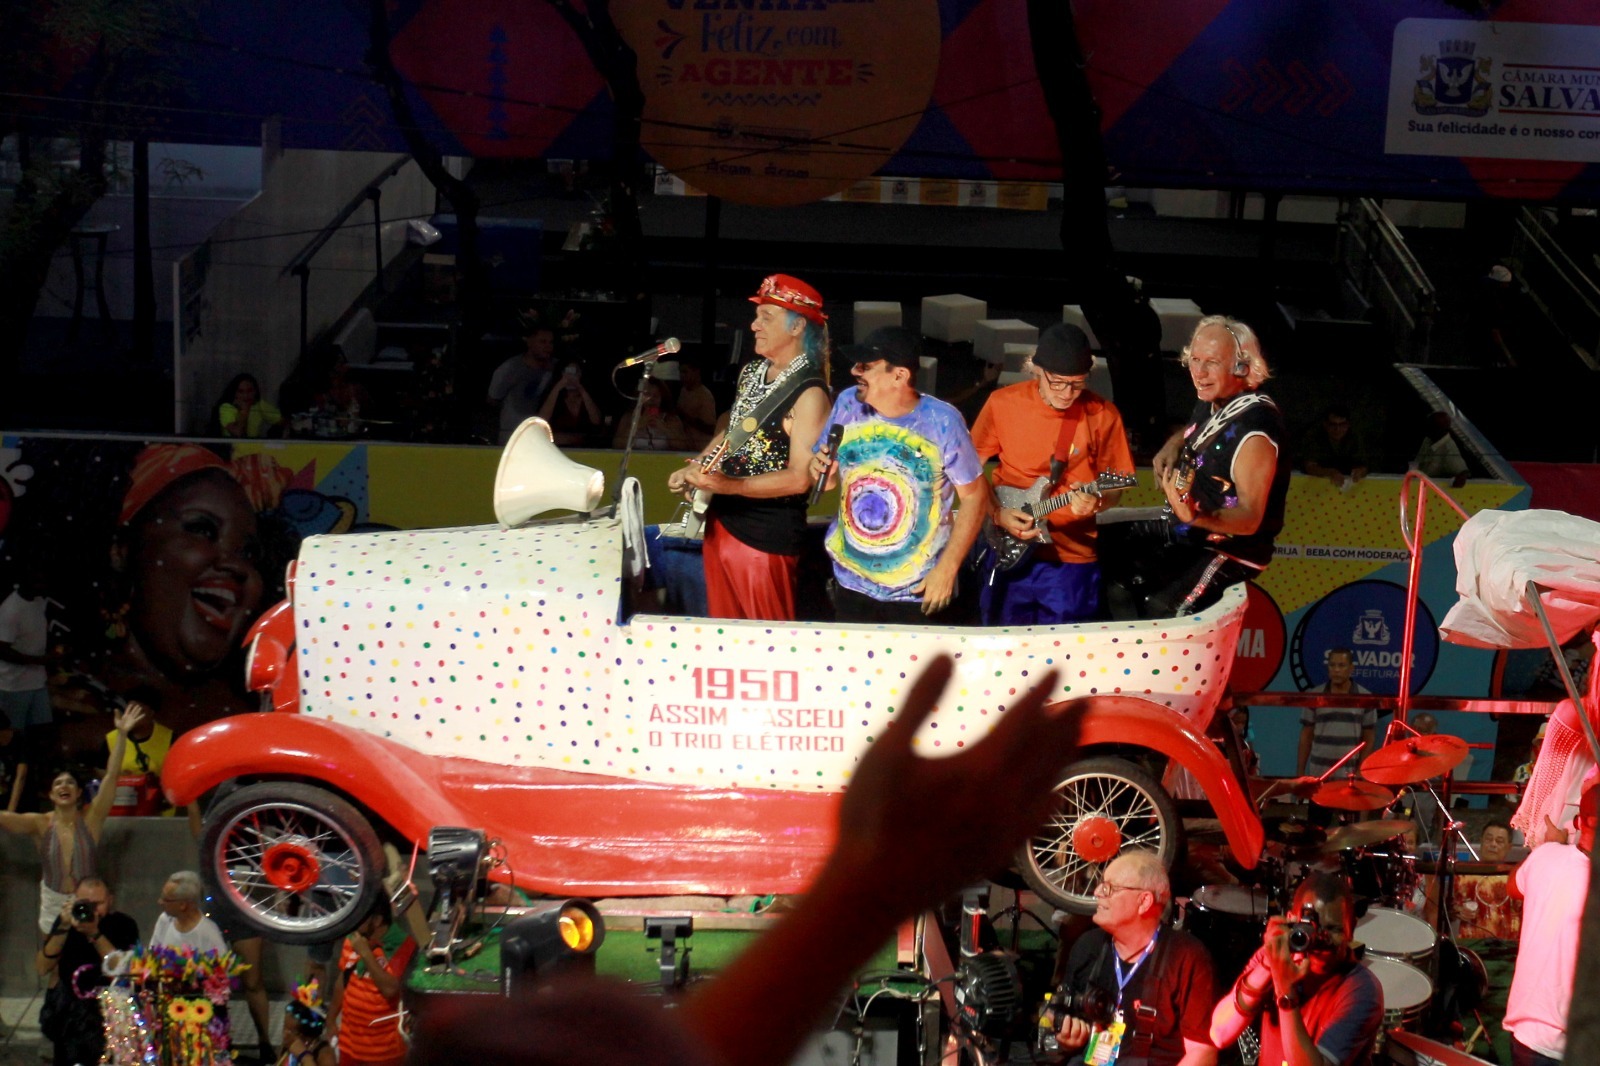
left=493, top=418, right=606, bottom=528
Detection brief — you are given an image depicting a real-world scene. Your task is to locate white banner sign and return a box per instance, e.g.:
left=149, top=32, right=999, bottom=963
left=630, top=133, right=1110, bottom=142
left=1386, top=18, right=1600, bottom=162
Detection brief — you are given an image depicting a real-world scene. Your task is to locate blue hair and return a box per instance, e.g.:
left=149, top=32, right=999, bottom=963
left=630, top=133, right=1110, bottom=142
left=785, top=310, right=831, bottom=383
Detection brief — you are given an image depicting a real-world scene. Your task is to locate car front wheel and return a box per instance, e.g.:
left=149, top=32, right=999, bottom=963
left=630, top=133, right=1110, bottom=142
left=200, top=781, right=385, bottom=945
left=1015, top=756, right=1181, bottom=914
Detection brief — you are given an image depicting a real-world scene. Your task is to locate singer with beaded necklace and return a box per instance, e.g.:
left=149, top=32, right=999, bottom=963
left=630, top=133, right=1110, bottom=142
left=672, top=274, right=831, bottom=621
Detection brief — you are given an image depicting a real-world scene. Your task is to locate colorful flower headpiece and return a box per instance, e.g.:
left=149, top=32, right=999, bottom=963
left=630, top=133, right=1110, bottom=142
left=286, top=978, right=326, bottom=1033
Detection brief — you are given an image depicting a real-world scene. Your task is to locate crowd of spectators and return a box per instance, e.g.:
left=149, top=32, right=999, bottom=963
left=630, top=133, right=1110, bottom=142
left=218, top=295, right=1480, bottom=490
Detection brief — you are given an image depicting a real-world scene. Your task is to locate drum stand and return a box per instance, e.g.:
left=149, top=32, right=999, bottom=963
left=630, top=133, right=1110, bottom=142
left=1377, top=717, right=1479, bottom=946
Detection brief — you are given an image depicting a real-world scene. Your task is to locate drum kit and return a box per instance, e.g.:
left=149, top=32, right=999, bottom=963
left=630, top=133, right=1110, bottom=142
left=1185, top=722, right=1492, bottom=1051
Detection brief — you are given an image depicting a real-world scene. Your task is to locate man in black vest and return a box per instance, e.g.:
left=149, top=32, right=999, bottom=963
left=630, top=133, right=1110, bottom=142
left=672, top=274, right=831, bottom=620
left=1102, top=315, right=1290, bottom=619
left=1052, top=849, right=1218, bottom=1065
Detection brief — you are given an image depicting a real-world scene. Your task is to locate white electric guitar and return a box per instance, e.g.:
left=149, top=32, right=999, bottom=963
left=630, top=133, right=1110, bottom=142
left=676, top=436, right=731, bottom=539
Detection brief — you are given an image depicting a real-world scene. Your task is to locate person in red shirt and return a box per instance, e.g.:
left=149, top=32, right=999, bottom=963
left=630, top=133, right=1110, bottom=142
left=970, top=323, right=1134, bottom=624
left=329, top=899, right=415, bottom=1066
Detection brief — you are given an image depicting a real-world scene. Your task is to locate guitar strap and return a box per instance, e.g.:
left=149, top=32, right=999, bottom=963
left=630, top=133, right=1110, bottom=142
left=721, top=373, right=827, bottom=467
left=1049, top=401, right=1094, bottom=489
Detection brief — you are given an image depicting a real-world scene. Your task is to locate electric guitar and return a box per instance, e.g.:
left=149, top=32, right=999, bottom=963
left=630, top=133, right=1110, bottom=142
left=983, top=471, right=1138, bottom=572
left=676, top=436, right=731, bottom=539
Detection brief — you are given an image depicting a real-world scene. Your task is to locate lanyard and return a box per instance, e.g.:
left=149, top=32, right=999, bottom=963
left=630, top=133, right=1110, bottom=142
left=1112, top=930, right=1159, bottom=1011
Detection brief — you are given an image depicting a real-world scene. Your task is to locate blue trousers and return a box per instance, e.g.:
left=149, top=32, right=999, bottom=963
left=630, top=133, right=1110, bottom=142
left=978, top=557, right=1100, bottom=626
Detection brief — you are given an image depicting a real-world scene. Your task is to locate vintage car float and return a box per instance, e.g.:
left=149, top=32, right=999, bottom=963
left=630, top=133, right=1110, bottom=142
left=162, top=420, right=1263, bottom=944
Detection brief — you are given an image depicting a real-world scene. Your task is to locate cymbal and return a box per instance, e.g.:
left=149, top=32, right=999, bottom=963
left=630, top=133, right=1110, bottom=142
left=1312, top=778, right=1395, bottom=811
left=1262, top=817, right=1328, bottom=853
left=1319, top=819, right=1415, bottom=853
left=1361, top=734, right=1469, bottom=785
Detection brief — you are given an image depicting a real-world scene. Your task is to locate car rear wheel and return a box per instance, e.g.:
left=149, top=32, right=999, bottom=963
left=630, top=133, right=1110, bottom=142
left=1015, top=756, right=1181, bottom=914
left=200, top=781, right=385, bottom=945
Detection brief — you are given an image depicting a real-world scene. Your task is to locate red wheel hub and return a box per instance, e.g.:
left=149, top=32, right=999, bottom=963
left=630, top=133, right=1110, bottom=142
left=1071, top=816, right=1122, bottom=863
left=261, top=841, right=321, bottom=893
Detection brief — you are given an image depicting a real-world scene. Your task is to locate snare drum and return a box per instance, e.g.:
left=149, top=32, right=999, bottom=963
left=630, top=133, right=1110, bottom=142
left=1356, top=906, right=1437, bottom=969
left=1186, top=884, right=1271, bottom=987
left=1361, top=956, right=1434, bottom=1032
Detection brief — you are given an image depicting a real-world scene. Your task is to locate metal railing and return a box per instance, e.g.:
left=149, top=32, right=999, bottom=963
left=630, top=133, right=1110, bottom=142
left=282, top=155, right=412, bottom=359
left=1335, top=198, right=1439, bottom=363
left=1509, top=206, right=1600, bottom=371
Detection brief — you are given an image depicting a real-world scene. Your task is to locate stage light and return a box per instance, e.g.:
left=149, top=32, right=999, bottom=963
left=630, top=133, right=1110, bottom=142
left=425, top=827, right=490, bottom=967
left=953, top=950, right=1023, bottom=1038
left=500, top=900, right=606, bottom=993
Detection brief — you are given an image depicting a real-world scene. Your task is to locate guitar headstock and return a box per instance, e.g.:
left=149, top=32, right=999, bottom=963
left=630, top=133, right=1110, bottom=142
left=1084, top=471, right=1137, bottom=497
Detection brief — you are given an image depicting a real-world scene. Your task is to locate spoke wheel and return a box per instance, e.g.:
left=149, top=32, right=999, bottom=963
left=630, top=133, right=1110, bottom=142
left=1016, top=756, right=1181, bottom=914
left=200, top=781, right=384, bottom=945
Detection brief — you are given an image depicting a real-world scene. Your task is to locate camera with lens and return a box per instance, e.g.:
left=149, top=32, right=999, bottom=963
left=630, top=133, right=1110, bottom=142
left=1286, top=902, right=1331, bottom=954
left=70, top=900, right=96, bottom=925
left=1033, top=984, right=1118, bottom=1064
left=1036, top=979, right=1113, bottom=1030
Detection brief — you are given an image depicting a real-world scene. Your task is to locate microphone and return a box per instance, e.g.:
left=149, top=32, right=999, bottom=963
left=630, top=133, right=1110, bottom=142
left=808, top=424, right=845, bottom=507
left=615, top=337, right=681, bottom=369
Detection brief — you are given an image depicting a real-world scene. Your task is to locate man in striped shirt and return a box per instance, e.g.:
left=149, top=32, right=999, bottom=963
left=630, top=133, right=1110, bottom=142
left=1298, top=648, right=1374, bottom=780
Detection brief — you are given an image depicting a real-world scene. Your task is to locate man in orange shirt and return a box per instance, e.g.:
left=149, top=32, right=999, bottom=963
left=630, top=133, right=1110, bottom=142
left=970, top=323, right=1133, bottom=624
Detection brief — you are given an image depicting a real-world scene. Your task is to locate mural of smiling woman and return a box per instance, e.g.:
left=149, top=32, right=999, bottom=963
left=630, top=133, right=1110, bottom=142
left=104, top=446, right=271, bottom=737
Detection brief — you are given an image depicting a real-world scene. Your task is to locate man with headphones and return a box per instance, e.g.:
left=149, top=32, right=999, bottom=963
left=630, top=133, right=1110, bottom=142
left=1101, top=315, right=1290, bottom=619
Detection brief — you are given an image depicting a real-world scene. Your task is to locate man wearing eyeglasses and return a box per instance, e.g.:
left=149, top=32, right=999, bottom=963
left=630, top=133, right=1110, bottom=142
left=1052, top=849, right=1217, bottom=1065
left=808, top=327, right=986, bottom=622
left=1102, top=315, right=1289, bottom=619
left=969, top=323, right=1134, bottom=625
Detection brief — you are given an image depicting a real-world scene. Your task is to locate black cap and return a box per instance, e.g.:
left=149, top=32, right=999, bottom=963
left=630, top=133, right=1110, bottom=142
left=1032, top=323, right=1093, bottom=376
left=841, top=326, right=921, bottom=370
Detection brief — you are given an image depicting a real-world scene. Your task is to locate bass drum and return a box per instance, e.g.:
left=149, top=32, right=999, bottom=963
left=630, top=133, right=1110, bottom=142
left=1184, top=884, right=1270, bottom=989
left=1429, top=937, right=1489, bottom=1035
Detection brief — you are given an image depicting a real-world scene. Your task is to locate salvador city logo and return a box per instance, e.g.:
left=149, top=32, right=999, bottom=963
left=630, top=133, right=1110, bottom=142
left=1413, top=37, right=1492, bottom=117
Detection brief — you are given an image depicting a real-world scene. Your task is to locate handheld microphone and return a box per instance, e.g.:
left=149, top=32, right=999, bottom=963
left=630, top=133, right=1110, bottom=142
left=615, top=337, right=681, bottom=369
left=808, top=424, right=845, bottom=507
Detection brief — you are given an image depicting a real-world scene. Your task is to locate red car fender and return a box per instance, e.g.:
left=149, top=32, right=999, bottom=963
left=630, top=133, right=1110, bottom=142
left=163, top=714, right=842, bottom=896
left=1068, top=695, right=1263, bottom=869
left=162, top=715, right=473, bottom=842
left=242, top=599, right=299, bottom=713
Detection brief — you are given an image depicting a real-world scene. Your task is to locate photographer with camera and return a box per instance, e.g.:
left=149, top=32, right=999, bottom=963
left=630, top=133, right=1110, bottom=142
left=34, top=876, right=140, bottom=1066
left=1210, top=871, right=1382, bottom=1066
left=1047, top=849, right=1218, bottom=1065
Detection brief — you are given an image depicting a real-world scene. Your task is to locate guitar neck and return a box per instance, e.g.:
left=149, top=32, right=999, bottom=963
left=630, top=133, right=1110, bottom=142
left=700, top=438, right=730, bottom=472
left=1026, top=487, right=1094, bottom=519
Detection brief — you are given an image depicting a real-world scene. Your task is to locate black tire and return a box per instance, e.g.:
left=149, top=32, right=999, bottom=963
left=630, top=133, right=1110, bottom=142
left=1015, top=756, right=1182, bottom=915
left=199, top=781, right=385, bottom=945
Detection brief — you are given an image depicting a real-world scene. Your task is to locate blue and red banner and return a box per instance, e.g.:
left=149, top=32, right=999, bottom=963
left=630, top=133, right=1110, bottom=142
left=30, top=0, right=1600, bottom=201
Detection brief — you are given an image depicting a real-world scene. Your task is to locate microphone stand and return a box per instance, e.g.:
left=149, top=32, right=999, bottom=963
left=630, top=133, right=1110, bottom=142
left=611, top=361, right=657, bottom=507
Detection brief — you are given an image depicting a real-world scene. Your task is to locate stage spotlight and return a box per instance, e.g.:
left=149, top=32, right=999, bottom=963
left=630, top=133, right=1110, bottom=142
left=953, top=950, right=1023, bottom=1038
left=426, top=827, right=490, bottom=966
left=500, top=899, right=605, bottom=993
